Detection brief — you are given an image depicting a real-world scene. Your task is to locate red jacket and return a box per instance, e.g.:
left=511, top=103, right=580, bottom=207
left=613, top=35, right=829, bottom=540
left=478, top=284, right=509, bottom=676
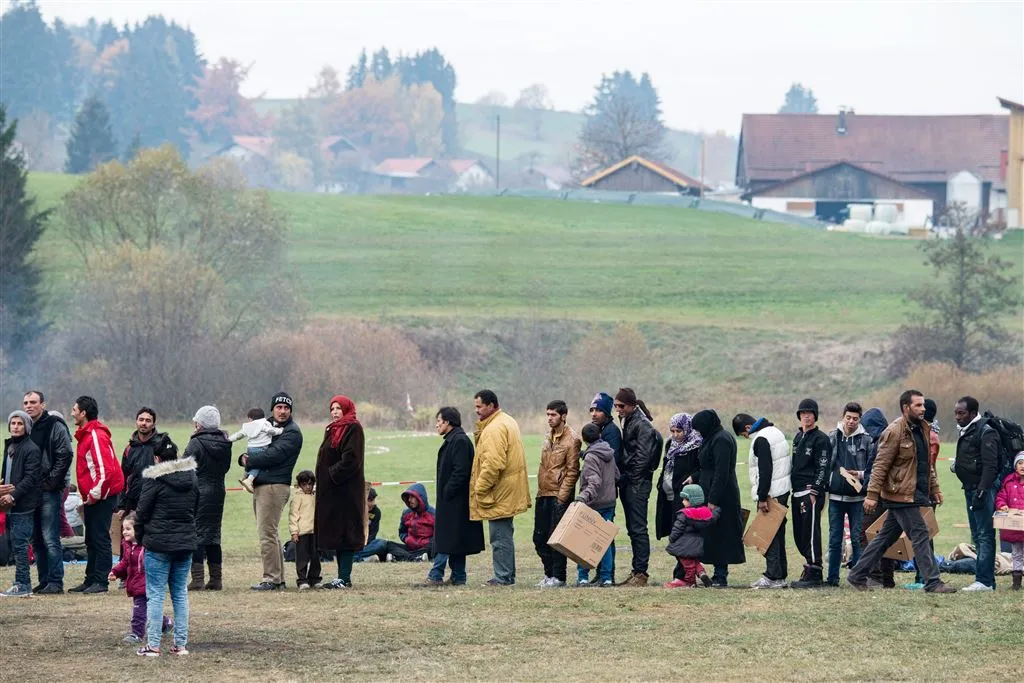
left=995, top=472, right=1024, bottom=544
left=110, top=541, right=147, bottom=597
left=399, top=484, right=435, bottom=551
left=75, top=420, right=124, bottom=504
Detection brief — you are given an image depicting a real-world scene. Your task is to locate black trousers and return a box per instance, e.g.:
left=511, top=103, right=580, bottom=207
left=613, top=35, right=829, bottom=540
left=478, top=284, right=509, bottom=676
left=792, top=492, right=824, bottom=569
left=193, top=543, right=222, bottom=567
left=860, top=503, right=896, bottom=585
left=619, top=478, right=652, bottom=574
left=83, top=496, right=115, bottom=587
left=850, top=505, right=940, bottom=589
left=764, top=492, right=790, bottom=580
left=295, top=533, right=322, bottom=585
left=383, top=540, right=430, bottom=562
left=533, top=496, right=567, bottom=582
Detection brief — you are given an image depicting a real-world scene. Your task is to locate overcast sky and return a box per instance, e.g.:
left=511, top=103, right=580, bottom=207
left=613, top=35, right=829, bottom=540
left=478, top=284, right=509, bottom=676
left=30, top=0, right=1024, bottom=134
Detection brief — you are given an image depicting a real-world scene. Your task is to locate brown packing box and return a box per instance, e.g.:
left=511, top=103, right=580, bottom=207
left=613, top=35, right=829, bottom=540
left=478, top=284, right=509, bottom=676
left=864, top=506, right=939, bottom=561
left=993, top=510, right=1024, bottom=532
left=742, top=498, right=788, bottom=556
left=547, top=502, right=619, bottom=570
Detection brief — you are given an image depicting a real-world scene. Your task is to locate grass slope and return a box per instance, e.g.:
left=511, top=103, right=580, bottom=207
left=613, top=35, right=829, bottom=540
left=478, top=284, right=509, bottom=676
left=2, top=424, right=1020, bottom=681
left=27, top=172, right=1024, bottom=333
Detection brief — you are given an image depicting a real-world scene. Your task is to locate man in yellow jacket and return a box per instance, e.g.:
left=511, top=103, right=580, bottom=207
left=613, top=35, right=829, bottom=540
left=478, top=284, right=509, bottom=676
left=470, top=389, right=531, bottom=586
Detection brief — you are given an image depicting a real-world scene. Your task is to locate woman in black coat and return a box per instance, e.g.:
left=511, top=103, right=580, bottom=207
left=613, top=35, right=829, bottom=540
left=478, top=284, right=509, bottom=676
left=427, top=407, right=484, bottom=586
left=692, top=409, right=746, bottom=587
left=183, top=406, right=232, bottom=591
left=655, top=412, right=703, bottom=540
left=315, top=395, right=366, bottom=590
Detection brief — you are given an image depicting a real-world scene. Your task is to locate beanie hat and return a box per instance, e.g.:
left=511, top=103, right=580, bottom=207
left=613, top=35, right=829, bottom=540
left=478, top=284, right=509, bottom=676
left=614, top=387, right=637, bottom=406
left=7, top=410, right=33, bottom=435
left=590, top=392, right=614, bottom=417
left=923, top=399, right=937, bottom=423
left=271, top=392, right=294, bottom=410
left=680, top=484, right=705, bottom=506
left=1014, top=451, right=1024, bottom=467
left=796, top=398, right=819, bottom=421
left=368, top=486, right=378, bottom=500
left=192, top=405, right=221, bottom=430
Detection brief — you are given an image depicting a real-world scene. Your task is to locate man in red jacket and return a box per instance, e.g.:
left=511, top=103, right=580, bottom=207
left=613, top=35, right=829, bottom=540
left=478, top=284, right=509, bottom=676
left=70, top=395, right=125, bottom=594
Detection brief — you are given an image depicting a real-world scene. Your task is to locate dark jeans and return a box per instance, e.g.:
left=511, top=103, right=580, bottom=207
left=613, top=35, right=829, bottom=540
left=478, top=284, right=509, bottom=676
left=619, top=478, right=652, bottom=574
left=965, top=487, right=996, bottom=588
left=354, top=537, right=387, bottom=561
left=33, top=489, right=64, bottom=589
left=533, top=496, right=568, bottom=582
left=792, top=492, right=825, bottom=568
left=294, top=534, right=322, bottom=586
left=859, top=503, right=896, bottom=586
left=428, top=553, right=467, bottom=584
left=827, top=499, right=863, bottom=583
left=764, top=492, right=790, bottom=581
left=576, top=505, right=616, bottom=584
left=7, top=511, right=34, bottom=590
left=488, top=518, right=516, bottom=584
left=83, top=497, right=115, bottom=587
left=849, top=505, right=941, bottom=589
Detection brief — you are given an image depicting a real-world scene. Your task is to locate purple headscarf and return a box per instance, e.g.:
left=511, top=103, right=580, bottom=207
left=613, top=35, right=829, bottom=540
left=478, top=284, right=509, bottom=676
left=667, top=412, right=702, bottom=458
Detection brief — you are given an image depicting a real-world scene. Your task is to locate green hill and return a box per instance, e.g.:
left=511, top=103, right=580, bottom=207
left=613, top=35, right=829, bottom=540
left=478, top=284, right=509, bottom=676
left=26, top=171, right=1024, bottom=333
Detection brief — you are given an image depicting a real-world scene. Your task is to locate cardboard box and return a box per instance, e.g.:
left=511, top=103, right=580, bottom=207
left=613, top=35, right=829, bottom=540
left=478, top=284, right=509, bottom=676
left=993, top=510, right=1024, bottom=532
left=742, top=498, right=788, bottom=556
left=865, top=507, right=939, bottom=561
left=548, top=502, right=619, bottom=570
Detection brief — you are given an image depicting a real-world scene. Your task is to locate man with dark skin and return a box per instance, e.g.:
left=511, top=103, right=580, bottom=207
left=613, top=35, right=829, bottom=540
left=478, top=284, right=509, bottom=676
left=953, top=396, right=1000, bottom=592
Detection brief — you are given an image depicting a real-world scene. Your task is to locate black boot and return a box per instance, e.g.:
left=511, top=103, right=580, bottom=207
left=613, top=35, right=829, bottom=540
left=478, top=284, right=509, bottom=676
left=1013, top=571, right=1022, bottom=591
left=205, top=563, right=222, bottom=591
left=791, top=564, right=824, bottom=589
left=188, top=562, right=205, bottom=591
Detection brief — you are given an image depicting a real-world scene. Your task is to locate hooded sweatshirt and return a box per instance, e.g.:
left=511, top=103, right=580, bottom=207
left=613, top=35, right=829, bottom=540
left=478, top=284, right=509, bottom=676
left=860, top=408, right=889, bottom=492
left=399, top=482, right=436, bottom=551
left=576, top=439, right=619, bottom=509
left=75, top=419, right=125, bottom=504
left=827, top=421, right=871, bottom=501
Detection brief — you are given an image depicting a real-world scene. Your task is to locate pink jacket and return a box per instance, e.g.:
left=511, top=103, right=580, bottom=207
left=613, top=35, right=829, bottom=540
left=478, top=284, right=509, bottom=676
left=110, top=541, right=147, bottom=597
left=994, top=472, right=1024, bottom=544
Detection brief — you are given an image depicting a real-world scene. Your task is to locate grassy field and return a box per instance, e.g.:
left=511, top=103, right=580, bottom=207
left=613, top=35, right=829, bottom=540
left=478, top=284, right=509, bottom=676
left=25, top=172, right=1024, bottom=333
left=2, top=424, right=1021, bottom=681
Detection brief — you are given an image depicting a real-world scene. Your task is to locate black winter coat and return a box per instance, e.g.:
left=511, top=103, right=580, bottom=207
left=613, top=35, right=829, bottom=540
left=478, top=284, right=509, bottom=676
left=665, top=505, right=720, bottom=559
left=314, top=423, right=366, bottom=552
left=433, top=427, right=484, bottom=556
left=2, top=436, right=42, bottom=513
left=692, top=410, right=746, bottom=567
left=118, top=431, right=171, bottom=512
left=183, top=428, right=232, bottom=545
left=136, top=458, right=199, bottom=554
left=27, top=412, right=73, bottom=492
left=655, top=440, right=702, bottom=539
left=620, top=410, right=661, bottom=483
left=242, top=418, right=303, bottom=486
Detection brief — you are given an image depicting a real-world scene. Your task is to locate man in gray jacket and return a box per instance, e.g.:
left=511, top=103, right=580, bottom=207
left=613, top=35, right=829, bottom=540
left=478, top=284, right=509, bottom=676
left=614, top=387, right=661, bottom=587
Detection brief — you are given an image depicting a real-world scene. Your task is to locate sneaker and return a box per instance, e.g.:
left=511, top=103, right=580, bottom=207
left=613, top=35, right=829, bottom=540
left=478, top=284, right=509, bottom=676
left=664, top=578, right=690, bottom=588
left=575, top=579, right=592, bottom=588
left=750, top=576, right=787, bottom=590
left=68, top=582, right=92, bottom=593
left=323, top=578, right=350, bottom=590
left=238, top=477, right=255, bottom=494
left=1, top=584, right=32, bottom=598
left=484, top=578, right=513, bottom=587
left=599, top=580, right=615, bottom=587
left=169, top=645, right=190, bottom=656
left=250, top=581, right=281, bottom=591
left=547, top=578, right=566, bottom=588
left=32, top=584, right=46, bottom=594
left=925, top=581, right=957, bottom=594
left=136, top=646, right=160, bottom=657
left=298, top=583, right=311, bottom=591
left=385, top=553, right=395, bottom=562
left=903, top=582, right=925, bottom=591
left=961, top=581, right=994, bottom=592
left=122, top=633, right=143, bottom=644
left=535, top=577, right=553, bottom=588
left=422, top=578, right=444, bottom=587
left=363, top=555, right=380, bottom=563
left=619, top=571, right=649, bottom=587
left=37, top=584, right=63, bottom=595
left=82, top=583, right=108, bottom=594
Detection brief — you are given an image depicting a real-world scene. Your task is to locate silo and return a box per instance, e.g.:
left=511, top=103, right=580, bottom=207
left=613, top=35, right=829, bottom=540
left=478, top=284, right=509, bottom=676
left=947, top=171, right=983, bottom=215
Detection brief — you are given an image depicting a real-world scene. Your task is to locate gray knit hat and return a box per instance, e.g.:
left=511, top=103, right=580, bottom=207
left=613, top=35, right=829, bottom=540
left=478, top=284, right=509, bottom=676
left=7, top=410, right=33, bottom=435
left=192, top=405, right=221, bottom=430
left=680, top=484, right=705, bottom=506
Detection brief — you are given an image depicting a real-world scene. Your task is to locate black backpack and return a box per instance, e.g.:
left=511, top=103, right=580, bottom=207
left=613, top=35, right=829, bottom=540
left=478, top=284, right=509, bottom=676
left=977, top=411, right=1024, bottom=478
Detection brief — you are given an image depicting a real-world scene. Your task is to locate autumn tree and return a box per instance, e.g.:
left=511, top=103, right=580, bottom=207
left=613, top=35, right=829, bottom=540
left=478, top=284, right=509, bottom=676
left=190, top=58, right=265, bottom=145
left=578, top=71, right=666, bottom=173
left=65, top=96, right=117, bottom=173
left=327, top=75, right=443, bottom=158
left=779, top=83, right=819, bottom=114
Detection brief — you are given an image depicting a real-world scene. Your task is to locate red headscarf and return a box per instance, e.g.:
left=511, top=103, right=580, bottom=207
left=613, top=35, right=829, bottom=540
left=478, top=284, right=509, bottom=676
left=326, top=395, right=359, bottom=449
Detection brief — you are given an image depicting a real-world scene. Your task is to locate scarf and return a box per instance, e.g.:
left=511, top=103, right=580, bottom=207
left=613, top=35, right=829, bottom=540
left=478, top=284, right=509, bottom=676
left=325, top=395, right=359, bottom=449
left=667, top=412, right=703, bottom=458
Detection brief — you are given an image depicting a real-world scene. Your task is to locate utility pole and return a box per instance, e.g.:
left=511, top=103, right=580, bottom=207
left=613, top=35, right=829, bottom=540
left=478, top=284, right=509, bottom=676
left=699, top=136, right=706, bottom=199
left=495, top=114, right=501, bottom=190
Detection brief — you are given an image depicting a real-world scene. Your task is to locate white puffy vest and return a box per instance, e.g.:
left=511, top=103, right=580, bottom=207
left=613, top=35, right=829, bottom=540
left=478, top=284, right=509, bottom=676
left=748, top=425, right=792, bottom=500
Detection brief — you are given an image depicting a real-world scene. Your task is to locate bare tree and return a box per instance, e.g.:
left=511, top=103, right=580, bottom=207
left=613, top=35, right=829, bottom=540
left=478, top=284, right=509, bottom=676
left=578, top=72, right=667, bottom=173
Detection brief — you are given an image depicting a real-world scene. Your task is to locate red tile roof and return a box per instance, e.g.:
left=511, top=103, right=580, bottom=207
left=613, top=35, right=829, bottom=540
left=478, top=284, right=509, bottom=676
left=739, top=113, right=1008, bottom=186
left=448, top=159, right=482, bottom=175
left=231, top=136, right=275, bottom=158
left=374, top=157, right=436, bottom=176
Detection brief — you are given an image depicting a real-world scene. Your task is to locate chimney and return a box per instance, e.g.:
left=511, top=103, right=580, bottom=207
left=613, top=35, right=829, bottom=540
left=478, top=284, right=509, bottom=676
left=837, top=107, right=848, bottom=135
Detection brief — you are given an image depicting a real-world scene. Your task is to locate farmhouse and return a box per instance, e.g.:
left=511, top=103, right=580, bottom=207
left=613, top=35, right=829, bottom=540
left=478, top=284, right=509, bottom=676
left=372, top=157, right=493, bottom=192
left=736, top=111, right=1009, bottom=225
left=581, top=155, right=709, bottom=196
left=447, top=159, right=494, bottom=191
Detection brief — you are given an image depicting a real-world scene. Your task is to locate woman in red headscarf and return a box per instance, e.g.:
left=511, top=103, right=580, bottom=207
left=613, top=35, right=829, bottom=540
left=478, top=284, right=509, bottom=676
left=314, top=395, right=366, bottom=589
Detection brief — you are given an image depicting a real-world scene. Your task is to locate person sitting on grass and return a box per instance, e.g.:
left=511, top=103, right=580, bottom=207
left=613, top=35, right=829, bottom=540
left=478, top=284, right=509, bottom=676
left=354, top=487, right=386, bottom=562
left=289, top=470, right=320, bottom=589
left=0, top=410, right=42, bottom=598
left=380, top=483, right=435, bottom=562
left=108, top=514, right=172, bottom=644
left=664, top=484, right=716, bottom=588
left=574, top=422, right=619, bottom=588
left=230, top=408, right=283, bottom=494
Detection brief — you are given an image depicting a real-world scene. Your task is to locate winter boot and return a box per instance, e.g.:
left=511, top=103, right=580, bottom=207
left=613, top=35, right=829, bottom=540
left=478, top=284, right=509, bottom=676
left=791, top=564, right=824, bottom=589
left=188, top=562, right=205, bottom=591
left=1012, top=571, right=1022, bottom=591
left=205, top=563, right=223, bottom=591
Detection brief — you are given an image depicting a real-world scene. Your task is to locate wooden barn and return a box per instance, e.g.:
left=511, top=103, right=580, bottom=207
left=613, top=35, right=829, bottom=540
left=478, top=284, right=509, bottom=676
left=581, top=155, right=709, bottom=196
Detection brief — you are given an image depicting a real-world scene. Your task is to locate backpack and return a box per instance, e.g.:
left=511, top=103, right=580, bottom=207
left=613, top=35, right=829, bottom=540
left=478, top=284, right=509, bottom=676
left=647, top=429, right=665, bottom=475
left=977, top=412, right=1024, bottom=478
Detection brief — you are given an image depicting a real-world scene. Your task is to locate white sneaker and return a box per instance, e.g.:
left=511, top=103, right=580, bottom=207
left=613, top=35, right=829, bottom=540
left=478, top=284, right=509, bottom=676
left=385, top=553, right=395, bottom=563
left=548, top=578, right=566, bottom=588
left=536, top=577, right=553, bottom=588
left=961, top=581, right=994, bottom=592
left=750, top=576, right=788, bottom=589
left=298, top=583, right=310, bottom=591
left=364, top=555, right=380, bottom=563
left=576, top=579, right=591, bottom=587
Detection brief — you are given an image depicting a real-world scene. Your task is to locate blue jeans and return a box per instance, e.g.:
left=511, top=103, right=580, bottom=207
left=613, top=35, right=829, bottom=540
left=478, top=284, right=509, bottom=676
left=33, top=490, right=64, bottom=589
left=428, top=553, right=467, bottom=584
left=827, top=499, right=864, bottom=583
left=6, top=511, right=34, bottom=590
left=965, top=487, right=996, bottom=588
left=576, top=506, right=616, bottom=584
left=353, top=537, right=387, bottom=562
left=488, top=518, right=516, bottom=584
left=145, top=550, right=191, bottom=649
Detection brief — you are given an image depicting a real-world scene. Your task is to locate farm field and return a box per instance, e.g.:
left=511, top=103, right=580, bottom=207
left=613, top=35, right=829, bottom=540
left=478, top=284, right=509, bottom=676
left=1, top=424, right=1021, bottom=682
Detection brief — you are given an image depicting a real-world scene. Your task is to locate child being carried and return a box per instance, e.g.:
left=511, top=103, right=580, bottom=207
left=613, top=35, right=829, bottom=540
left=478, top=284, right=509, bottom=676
left=229, top=408, right=283, bottom=494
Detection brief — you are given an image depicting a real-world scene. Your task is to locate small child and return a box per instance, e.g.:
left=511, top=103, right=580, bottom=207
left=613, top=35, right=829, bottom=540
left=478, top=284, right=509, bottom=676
left=289, top=471, right=320, bottom=589
left=995, top=451, right=1024, bottom=591
left=64, top=484, right=84, bottom=536
left=108, top=515, right=171, bottom=643
left=229, top=408, right=283, bottom=494
left=664, top=484, right=717, bottom=588
left=574, top=422, right=619, bottom=588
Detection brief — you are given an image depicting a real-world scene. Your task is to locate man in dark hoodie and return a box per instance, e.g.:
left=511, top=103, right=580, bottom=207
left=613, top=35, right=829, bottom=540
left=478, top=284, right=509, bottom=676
left=825, top=402, right=871, bottom=587
left=790, top=398, right=831, bottom=589
left=614, top=387, right=661, bottom=587
left=118, top=408, right=170, bottom=519
left=22, top=390, right=73, bottom=595
left=381, top=483, right=435, bottom=561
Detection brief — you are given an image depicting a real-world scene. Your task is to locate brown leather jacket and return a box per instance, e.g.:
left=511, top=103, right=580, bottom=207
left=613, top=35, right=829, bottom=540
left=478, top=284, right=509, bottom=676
left=536, top=424, right=581, bottom=503
left=866, top=417, right=940, bottom=504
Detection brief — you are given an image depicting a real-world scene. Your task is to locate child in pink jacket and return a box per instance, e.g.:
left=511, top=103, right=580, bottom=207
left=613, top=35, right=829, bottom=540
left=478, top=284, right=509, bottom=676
left=995, top=452, right=1024, bottom=591
left=108, top=515, right=171, bottom=643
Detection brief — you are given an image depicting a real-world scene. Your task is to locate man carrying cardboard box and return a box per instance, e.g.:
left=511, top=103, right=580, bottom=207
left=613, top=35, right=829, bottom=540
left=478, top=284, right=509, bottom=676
left=533, top=400, right=581, bottom=588
left=847, top=390, right=956, bottom=594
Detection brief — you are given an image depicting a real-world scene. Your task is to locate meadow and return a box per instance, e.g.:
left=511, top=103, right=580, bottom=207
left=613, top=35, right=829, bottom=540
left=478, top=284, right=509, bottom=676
left=1, top=423, right=1022, bottom=682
